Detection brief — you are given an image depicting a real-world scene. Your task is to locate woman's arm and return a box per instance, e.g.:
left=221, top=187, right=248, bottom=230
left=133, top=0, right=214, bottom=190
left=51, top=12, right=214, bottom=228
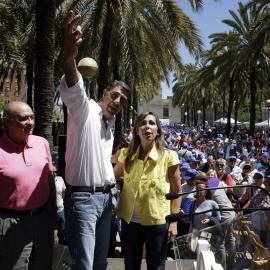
left=236, top=199, right=254, bottom=217
left=113, top=161, right=124, bottom=180
left=167, top=164, right=182, bottom=243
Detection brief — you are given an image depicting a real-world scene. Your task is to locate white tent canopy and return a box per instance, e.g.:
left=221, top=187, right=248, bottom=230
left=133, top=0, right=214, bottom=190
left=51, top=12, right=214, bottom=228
left=255, top=119, right=270, bottom=127
left=213, top=117, right=242, bottom=125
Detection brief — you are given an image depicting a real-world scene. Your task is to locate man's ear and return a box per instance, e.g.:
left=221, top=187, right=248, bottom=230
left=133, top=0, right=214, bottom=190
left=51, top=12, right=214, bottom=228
left=103, top=89, right=107, bottom=96
left=3, top=116, right=10, bottom=127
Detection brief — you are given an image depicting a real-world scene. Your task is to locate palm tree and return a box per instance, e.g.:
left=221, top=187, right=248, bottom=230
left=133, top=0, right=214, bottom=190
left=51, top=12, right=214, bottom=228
left=206, top=3, right=270, bottom=135
left=33, top=0, right=56, bottom=147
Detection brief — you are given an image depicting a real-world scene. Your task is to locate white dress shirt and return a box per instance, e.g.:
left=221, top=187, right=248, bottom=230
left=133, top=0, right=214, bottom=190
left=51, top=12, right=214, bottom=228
left=59, top=74, right=115, bottom=187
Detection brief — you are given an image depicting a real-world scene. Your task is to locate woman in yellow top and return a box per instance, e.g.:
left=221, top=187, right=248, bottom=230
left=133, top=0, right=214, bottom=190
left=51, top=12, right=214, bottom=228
left=114, top=112, right=182, bottom=270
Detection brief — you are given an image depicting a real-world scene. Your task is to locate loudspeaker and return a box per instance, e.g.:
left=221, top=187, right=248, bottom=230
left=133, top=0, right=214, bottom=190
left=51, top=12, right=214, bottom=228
left=52, top=244, right=72, bottom=270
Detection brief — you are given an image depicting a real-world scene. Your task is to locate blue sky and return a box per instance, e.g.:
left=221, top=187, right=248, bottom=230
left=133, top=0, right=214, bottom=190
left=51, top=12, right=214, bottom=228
left=161, top=0, right=249, bottom=98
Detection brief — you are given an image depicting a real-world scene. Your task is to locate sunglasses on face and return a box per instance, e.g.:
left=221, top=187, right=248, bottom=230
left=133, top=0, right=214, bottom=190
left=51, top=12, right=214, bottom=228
left=216, top=164, right=224, bottom=167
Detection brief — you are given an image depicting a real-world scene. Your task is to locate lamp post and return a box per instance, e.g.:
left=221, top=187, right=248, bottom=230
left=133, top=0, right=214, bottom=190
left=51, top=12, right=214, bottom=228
left=197, top=110, right=201, bottom=127
left=130, top=106, right=133, bottom=128
left=184, top=112, right=188, bottom=125
left=265, top=100, right=270, bottom=133
left=77, top=57, right=98, bottom=99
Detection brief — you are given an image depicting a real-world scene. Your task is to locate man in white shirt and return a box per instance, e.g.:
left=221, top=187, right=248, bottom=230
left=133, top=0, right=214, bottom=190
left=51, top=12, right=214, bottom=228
left=59, top=11, right=130, bottom=270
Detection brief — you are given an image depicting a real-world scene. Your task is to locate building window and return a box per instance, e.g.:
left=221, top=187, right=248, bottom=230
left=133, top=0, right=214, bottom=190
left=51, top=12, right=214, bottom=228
left=6, top=79, right=9, bottom=82
left=15, top=91, right=19, bottom=97
left=6, top=86, right=9, bottom=91
left=163, top=100, right=169, bottom=119
left=6, top=92, right=9, bottom=97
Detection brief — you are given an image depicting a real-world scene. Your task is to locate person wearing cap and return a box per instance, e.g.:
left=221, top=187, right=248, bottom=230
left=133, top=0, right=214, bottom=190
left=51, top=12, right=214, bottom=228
left=237, top=153, right=248, bottom=168
left=225, top=156, right=242, bottom=175
left=181, top=169, right=199, bottom=200
left=248, top=146, right=256, bottom=158
left=187, top=156, right=200, bottom=170
left=260, top=151, right=270, bottom=172
left=178, top=143, right=192, bottom=161
left=197, top=153, right=206, bottom=166
left=210, top=138, right=223, bottom=159
left=224, top=138, right=237, bottom=160
left=238, top=171, right=265, bottom=206
left=216, top=150, right=225, bottom=160
left=199, top=156, right=214, bottom=173
left=180, top=162, right=190, bottom=184
left=179, top=134, right=186, bottom=148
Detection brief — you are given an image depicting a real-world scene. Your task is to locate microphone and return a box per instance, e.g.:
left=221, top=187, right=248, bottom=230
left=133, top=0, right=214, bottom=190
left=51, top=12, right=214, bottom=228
left=165, top=213, right=188, bottom=223
left=165, top=184, right=270, bottom=200
left=165, top=192, right=181, bottom=200
left=166, top=208, right=270, bottom=222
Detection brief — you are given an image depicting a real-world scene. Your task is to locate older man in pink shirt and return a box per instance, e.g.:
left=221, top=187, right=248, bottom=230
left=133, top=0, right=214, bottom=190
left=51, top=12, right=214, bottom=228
left=0, top=101, right=57, bottom=269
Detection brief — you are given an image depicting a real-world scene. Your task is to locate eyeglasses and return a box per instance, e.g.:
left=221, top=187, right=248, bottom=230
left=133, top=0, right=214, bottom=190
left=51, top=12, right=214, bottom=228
left=216, top=164, right=224, bottom=167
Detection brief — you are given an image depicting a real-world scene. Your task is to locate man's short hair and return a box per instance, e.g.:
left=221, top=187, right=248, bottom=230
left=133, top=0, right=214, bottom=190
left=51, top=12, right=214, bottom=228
left=106, top=80, right=131, bottom=95
left=216, top=158, right=226, bottom=165
left=3, top=103, right=14, bottom=118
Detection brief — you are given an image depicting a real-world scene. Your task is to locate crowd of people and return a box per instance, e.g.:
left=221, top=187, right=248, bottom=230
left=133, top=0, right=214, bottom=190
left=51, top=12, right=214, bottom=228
left=1, top=9, right=270, bottom=270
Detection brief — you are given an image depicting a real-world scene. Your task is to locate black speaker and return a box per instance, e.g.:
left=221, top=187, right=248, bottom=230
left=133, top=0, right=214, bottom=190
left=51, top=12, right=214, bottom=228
left=52, top=244, right=72, bottom=270
left=58, top=135, right=67, bottom=180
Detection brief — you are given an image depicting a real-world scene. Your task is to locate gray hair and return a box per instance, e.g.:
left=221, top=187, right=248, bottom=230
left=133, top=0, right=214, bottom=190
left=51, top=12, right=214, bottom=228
left=106, top=80, right=131, bottom=95
left=216, top=158, right=226, bottom=165
left=3, top=103, right=15, bottom=118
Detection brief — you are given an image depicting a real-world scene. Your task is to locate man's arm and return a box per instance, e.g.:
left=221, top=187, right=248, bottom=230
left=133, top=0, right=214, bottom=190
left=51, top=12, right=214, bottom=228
left=64, top=10, right=83, bottom=88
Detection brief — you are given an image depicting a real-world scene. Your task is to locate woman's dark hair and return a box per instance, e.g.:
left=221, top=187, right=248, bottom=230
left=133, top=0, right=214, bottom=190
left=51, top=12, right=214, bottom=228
left=124, top=112, right=166, bottom=173
left=194, top=180, right=214, bottom=200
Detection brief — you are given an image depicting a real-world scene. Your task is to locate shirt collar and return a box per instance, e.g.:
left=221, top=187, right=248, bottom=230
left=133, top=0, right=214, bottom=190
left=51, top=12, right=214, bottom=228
left=90, top=99, right=116, bottom=126
left=131, top=142, right=159, bottom=161
left=3, top=133, right=33, bottom=149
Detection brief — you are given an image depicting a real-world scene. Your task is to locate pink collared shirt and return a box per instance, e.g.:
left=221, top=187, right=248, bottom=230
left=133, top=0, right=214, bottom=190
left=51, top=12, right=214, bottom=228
left=0, top=134, right=53, bottom=210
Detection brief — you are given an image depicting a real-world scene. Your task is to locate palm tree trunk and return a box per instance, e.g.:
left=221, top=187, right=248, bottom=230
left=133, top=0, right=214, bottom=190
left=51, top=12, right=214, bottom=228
left=203, top=95, right=206, bottom=130
left=250, top=67, right=256, bottom=136
left=234, top=94, right=238, bottom=132
left=97, top=0, right=117, bottom=100
left=187, top=104, right=190, bottom=126
left=223, top=87, right=226, bottom=119
left=226, top=76, right=234, bottom=135
left=132, top=87, right=137, bottom=126
left=34, top=0, right=55, bottom=148
left=227, top=81, right=234, bottom=134
left=26, top=61, right=34, bottom=109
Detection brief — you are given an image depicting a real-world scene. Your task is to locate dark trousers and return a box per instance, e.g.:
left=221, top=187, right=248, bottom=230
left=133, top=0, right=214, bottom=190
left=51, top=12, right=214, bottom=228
left=122, top=220, right=168, bottom=270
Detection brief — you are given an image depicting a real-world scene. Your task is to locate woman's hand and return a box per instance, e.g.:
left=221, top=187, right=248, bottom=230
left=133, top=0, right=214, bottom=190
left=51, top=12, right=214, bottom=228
left=236, top=211, right=243, bottom=218
left=201, top=219, right=210, bottom=225
left=167, top=222, right=177, bottom=243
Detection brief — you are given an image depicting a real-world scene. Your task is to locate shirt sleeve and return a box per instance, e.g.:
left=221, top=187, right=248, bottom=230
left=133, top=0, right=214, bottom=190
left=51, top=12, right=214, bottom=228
left=118, top=148, right=128, bottom=164
left=59, top=73, right=90, bottom=129
left=168, top=150, right=180, bottom=167
left=226, top=174, right=233, bottom=186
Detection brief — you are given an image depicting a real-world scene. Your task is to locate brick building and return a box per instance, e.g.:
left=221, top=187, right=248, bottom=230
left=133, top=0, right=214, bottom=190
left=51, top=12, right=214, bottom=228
left=1, top=70, right=26, bottom=103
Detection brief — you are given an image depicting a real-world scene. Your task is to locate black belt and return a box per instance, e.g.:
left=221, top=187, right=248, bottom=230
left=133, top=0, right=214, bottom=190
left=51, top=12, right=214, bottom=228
left=68, top=184, right=115, bottom=194
left=0, top=203, right=47, bottom=216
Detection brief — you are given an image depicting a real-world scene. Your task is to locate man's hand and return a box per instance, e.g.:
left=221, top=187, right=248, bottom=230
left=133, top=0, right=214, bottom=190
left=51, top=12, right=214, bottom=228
left=64, top=10, right=83, bottom=62
left=64, top=10, right=83, bottom=87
